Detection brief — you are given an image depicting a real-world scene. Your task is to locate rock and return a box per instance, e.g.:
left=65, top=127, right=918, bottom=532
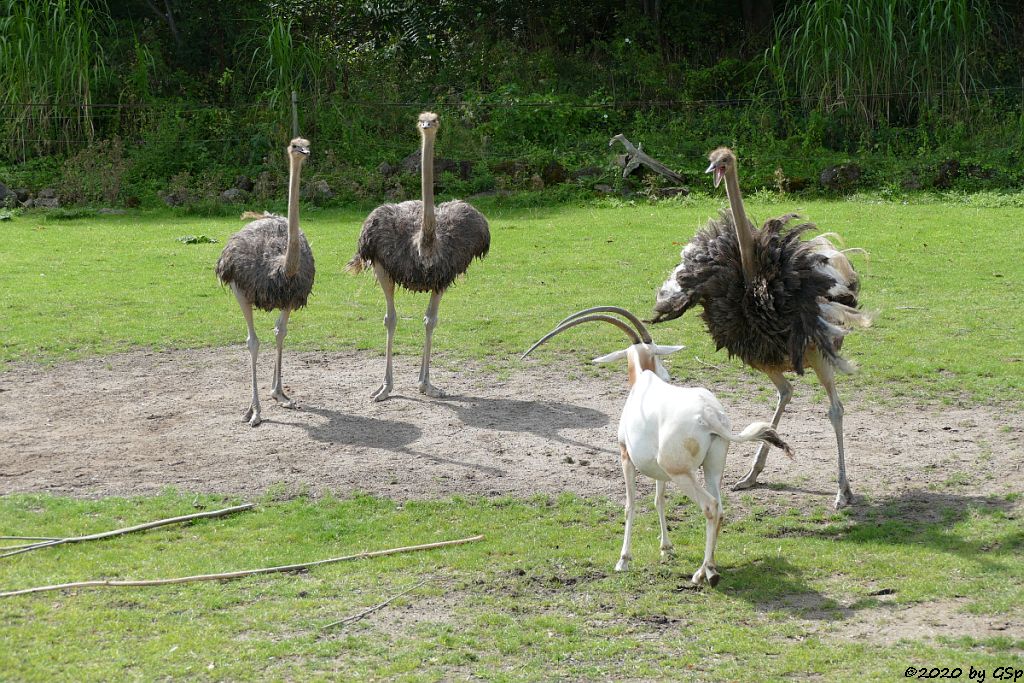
left=233, top=175, right=254, bottom=192
left=933, top=159, right=960, bottom=189
left=0, top=182, right=15, bottom=206
left=377, top=161, right=396, bottom=177
left=902, top=173, right=923, bottom=191
left=492, top=160, right=528, bottom=177
left=13, top=188, right=29, bottom=203
left=593, top=183, right=615, bottom=194
left=34, top=197, right=60, bottom=209
left=653, top=186, right=690, bottom=198
left=540, top=161, right=568, bottom=186
left=528, top=174, right=545, bottom=191
left=819, top=164, right=861, bottom=192
left=302, top=179, right=333, bottom=201
left=398, top=151, right=461, bottom=177
left=571, top=166, right=603, bottom=180
left=219, top=187, right=248, bottom=203
left=38, top=188, right=57, bottom=199
left=159, top=190, right=187, bottom=207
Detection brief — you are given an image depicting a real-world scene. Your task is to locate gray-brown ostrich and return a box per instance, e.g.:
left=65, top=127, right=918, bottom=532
left=651, top=147, right=871, bottom=508
left=215, top=138, right=314, bottom=427
left=347, top=112, right=489, bottom=400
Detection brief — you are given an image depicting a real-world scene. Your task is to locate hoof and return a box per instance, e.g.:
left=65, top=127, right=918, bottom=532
left=418, top=382, right=446, bottom=398
left=706, top=570, right=720, bottom=588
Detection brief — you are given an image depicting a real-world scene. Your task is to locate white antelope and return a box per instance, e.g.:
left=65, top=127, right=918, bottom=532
left=524, top=306, right=793, bottom=587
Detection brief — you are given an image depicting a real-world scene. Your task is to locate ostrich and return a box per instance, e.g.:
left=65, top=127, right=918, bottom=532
left=215, top=138, right=314, bottom=427
left=651, top=147, right=871, bottom=508
left=347, top=111, right=490, bottom=401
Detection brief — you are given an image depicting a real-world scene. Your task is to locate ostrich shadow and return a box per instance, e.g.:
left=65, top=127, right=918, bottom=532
left=781, top=489, right=1021, bottom=572
left=434, top=393, right=615, bottom=455
left=296, top=405, right=506, bottom=477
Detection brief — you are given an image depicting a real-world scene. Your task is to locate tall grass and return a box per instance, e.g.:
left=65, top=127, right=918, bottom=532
left=0, top=0, right=110, bottom=161
left=246, top=16, right=333, bottom=110
left=767, top=0, right=997, bottom=127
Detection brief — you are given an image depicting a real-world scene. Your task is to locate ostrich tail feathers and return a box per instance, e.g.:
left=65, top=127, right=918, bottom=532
left=345, top=255, right=366, bottom=274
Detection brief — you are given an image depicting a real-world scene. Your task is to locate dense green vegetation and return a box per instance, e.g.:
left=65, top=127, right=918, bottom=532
left=2, top=196, right=1022, bottom=404
left=1, top=1, right=1022, bottom=206
left=2, top=490, right=1021, bottom=680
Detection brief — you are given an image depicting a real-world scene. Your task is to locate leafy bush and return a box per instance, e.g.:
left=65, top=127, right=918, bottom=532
left=59, top=138, right=129, bottom=204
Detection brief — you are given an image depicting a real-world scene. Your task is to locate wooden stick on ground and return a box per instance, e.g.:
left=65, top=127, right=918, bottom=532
left=0, top=536, right=62, bottom=541
left=0, top=504, right=255, bottom=560
left=321, top=579, right=428, bottom=630
left=0, top=535, right=484, bottom=598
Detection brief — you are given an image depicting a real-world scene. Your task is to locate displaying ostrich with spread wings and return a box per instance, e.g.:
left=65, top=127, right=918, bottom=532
left=216, top=138, right=314, bottom=427
left=347, top=111, right=490, bottom=400
left=651, top=147, right=871, bottom=508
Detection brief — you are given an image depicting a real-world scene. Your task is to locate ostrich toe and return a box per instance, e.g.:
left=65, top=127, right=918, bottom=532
left=418, top=381, right=447, bottom=398
left=371, top=383, right=392, bottom=402
left=271, top=388, right=295, bottom=408
left=243, top=405, right=262, bottom=427
left=731, top=470, right=761, bottom=491
left=834, top=485, right=853, bottom=510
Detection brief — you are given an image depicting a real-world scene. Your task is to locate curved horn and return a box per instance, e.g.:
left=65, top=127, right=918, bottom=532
left=554, top=306, right=652, bottom=344
left=521, top=314, right=640, bottom=360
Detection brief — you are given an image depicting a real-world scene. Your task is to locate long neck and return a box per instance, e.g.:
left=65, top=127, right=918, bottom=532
left=724, top=166, right=756, bottom=284
left=284, top=156, right=302, bottom=277
left=420, top=132, right=436, bottom=243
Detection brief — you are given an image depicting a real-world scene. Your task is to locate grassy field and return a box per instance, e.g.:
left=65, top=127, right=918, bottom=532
left=1, top=491, right=1021, bottom=681
left=1, top=193, right=1022, bottom=403
left=2, top=194, right=1023, bottom=680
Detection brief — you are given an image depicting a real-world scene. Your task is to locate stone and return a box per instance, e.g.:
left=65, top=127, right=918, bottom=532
left=233, top=175, right=254, bottom=192
left=819, top=164, right=861, bottom=192
left=219, top=187, right=248, bottom=203
left=933, top=159, right=960, bottom=189
left=541, top=161, right=568, bottom=186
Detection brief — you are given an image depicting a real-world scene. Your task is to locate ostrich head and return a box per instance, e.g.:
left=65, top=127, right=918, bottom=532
left=418, top=111, right=439, bottom=137
left=705, top=147, right=737, bottom=188
left=288, top=138, right=311, bottom=163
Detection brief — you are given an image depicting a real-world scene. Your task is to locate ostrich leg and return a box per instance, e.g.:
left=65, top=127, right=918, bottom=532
left=270, top=308, right=294, bottom=408
left=372, top=263, right=397, bottom=402
left=418, top=290, right=446, bottom=397
left=809, top=355, right=853, bottom=508
left=231, top=284, right=262, bottom=427
left=733, top=369, right=791, bottom=490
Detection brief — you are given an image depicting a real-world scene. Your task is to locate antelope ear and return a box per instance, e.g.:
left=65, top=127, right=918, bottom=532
left=654, top=344, right=685, bottom=356
left=592, top=349, right=628, bottom=364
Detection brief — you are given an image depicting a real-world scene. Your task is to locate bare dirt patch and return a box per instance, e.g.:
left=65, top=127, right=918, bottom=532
left=1, top=347, right=1022, bottom=518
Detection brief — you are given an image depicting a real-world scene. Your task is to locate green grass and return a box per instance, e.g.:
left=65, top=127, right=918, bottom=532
left=0, top=492, right=1020, bottom=681
left=2, top=194, right=1022, bottom=404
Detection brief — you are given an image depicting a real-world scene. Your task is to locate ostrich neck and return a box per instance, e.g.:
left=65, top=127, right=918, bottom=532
left=284, top=157, right=302, bottom=277
left=420, top=133, right=436, bottom=242
left=725, top=167, right=756, bottom=283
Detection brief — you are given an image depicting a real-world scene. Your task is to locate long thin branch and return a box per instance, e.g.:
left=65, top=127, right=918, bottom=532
left=0, top=504, right=255, bottom=559
left=0, top=536, right=61, bottom=541
left=321, top=579, right=428, bottom=630
left=0, top=535, right=484, bottom=598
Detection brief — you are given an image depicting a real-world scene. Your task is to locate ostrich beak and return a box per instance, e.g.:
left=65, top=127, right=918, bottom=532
left=706, top=162, right=724, bottom=188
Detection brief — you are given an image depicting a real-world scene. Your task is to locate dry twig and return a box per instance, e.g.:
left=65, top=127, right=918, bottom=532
left=0, top=535, right=484, bottom=598
left=321, top=579, right=428, bottom=630
left=0, top=504, right=255, bottom=559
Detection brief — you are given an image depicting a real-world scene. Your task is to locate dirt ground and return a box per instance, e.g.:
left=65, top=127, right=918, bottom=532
left=1, top=347, right=1021, bottom=518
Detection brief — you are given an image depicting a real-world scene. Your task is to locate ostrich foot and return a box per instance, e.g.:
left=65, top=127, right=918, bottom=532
left=660, top=546, right=675, bottom=562
left=270, top=388, right=295, bottom=408
left=418, top=381, right=446, bottom=398
left=614, top=556, right=630, bottom=572
left=731, top=469, right=762, bottom=491
left=242, top=405, right=261, bottom=428
left=371, top=383, right=392, bottom=402
left=691, top=564, right=720, bottom=587
left=834, top=485, right=854, bottom=510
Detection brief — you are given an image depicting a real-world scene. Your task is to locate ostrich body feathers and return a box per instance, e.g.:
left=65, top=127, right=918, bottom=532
left=215, top=217, right=315, bottom=311
left=348, top=199, right=490, bottom=292
left=652, top=210, right=867, bottom=375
